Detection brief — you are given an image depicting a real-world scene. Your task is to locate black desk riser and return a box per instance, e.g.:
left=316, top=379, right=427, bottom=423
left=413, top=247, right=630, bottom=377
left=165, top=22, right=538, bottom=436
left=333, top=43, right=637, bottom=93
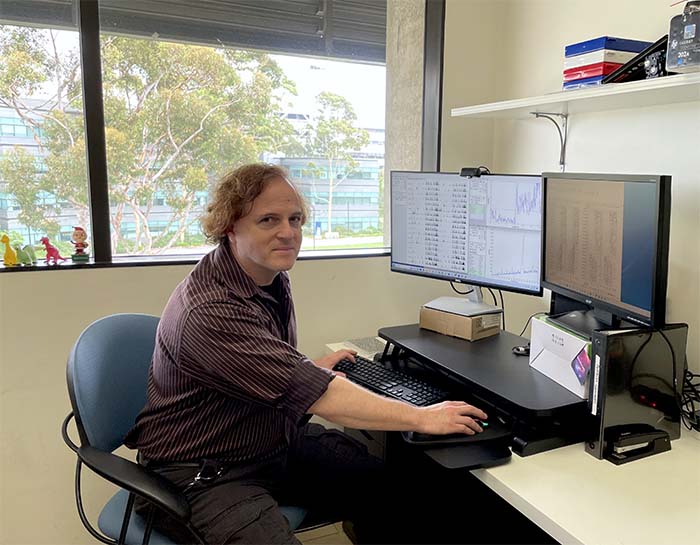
left=378, top=324, right=589, bottom=457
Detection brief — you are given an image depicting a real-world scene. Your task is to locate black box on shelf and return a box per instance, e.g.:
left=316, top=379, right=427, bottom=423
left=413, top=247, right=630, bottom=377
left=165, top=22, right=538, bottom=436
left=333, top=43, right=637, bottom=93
left=586, top=324, right=688, bottom=464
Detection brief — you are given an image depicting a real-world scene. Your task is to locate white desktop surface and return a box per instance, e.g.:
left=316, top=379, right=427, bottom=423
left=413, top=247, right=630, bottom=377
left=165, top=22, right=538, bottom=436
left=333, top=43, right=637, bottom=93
left=325, top=342, right=700, bottom=545
left=473, top=432, right=700, bottom=545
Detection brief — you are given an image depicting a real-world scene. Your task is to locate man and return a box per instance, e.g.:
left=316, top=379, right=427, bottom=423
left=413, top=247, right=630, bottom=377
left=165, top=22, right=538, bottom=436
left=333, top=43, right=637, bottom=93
left=126, top=163, right=487, bottom=544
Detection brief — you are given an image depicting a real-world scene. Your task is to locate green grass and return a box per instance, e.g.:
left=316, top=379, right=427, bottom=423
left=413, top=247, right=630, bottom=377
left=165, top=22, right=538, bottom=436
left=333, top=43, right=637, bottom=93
left=302, top=241, right=387, bottom=250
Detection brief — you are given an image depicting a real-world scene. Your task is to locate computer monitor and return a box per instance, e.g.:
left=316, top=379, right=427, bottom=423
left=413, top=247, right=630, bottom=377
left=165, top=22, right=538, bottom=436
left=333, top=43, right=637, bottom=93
left=390, top=171, right=543, bottom=313
left=542, top=172, right=671, bottom=334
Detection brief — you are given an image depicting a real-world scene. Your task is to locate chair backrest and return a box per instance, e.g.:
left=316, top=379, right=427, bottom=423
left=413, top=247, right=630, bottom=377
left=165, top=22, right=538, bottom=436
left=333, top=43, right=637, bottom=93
left=67, top=313, right=159, bottom=452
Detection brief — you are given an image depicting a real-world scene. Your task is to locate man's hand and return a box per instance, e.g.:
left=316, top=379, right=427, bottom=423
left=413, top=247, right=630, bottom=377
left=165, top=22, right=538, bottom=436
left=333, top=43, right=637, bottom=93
left=416, top=401, right=488, bottom=435
left=313, top=349, right=356, bottom=376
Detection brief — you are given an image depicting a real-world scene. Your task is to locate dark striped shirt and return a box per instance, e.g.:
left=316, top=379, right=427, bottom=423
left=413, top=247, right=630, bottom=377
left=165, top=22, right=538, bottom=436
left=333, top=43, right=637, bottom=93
left=125, top=243, right=334, bottom=463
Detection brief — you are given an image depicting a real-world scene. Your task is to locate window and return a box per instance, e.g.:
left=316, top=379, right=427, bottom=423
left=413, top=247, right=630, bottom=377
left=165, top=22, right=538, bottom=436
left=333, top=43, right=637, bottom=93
left=0, top=18, right=91, bottom=258
left=1, top=0, right=388, bottom=263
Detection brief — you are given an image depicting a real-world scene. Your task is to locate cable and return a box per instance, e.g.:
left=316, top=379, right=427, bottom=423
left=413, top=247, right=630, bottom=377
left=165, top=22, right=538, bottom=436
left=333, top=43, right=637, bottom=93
left=680, top=366, right=700, bottom=431
left=518, top=311, right=547, bottom=337
left=655, top=329, right=698, bottom=432
left=657, top=328, right=678, bottom=397
left=498, top=290, right=505, bottom=332
left=657, top=328, right=700, bottom=432
left=450, top=282, right=473, bottom=296
left=627, top=330, right=655, bottom=385
left=627, top=328, right=699, bottom=432
left=486, top=288, right=497, bottom=306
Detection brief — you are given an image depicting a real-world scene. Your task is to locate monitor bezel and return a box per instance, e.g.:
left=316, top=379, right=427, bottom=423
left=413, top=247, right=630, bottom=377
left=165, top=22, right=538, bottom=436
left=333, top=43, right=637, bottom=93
left=390, top=170, right=544, bottom=297
left=541, top=172, right=671, bottom=328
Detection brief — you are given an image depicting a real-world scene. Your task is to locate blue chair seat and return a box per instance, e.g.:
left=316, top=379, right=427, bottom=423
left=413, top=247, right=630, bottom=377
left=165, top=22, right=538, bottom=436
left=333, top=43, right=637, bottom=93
left=280, top=505, right=309, bottom=531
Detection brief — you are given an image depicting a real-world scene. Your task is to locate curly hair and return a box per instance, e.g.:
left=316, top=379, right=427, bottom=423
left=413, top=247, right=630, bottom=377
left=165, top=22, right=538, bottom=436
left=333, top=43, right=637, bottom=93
left=201, top=163, right=308, bottom=244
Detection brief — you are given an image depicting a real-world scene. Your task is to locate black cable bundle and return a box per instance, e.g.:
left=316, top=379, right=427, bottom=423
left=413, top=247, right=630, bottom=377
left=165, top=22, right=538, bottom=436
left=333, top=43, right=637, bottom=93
left=680, top=367, right=700, bottom=432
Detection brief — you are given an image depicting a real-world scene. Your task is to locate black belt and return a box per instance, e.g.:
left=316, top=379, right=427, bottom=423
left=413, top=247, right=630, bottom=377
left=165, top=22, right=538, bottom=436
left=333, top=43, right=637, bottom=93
left=138, top=454, right=203, bottom=470
left=140, top=456, right=228, bottom=490
left=139, top=450, right=286, bottom=481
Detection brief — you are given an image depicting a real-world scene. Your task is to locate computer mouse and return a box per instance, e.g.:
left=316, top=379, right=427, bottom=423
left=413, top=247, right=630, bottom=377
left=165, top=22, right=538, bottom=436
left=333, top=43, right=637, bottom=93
left=512, top=345, right=530, bottom=356
left=402, top=416, right=512, bottom=446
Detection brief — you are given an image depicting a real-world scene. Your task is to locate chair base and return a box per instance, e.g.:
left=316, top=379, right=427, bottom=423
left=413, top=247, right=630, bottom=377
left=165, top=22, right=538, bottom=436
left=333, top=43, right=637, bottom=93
left=99, top=490, right=178, bottom=545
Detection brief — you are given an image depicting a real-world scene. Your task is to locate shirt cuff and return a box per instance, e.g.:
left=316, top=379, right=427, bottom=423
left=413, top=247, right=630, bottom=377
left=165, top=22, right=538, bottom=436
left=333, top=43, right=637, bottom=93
left=281, top=358, right=334, bottom=424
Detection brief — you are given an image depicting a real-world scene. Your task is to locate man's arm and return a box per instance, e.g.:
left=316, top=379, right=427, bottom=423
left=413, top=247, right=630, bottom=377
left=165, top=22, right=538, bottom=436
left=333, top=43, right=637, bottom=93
left=308, top=376, right=487, bottom=436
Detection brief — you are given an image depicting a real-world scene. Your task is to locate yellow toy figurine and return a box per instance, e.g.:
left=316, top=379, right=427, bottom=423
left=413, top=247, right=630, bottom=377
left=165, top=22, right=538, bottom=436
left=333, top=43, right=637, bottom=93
left=70, top=226, right=90, bottom=262
left=1, top=233, right=18, bottom=267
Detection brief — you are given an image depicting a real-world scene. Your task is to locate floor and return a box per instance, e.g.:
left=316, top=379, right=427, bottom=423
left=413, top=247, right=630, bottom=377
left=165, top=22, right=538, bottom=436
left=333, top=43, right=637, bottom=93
left=297, top=522, right=353, bottom=545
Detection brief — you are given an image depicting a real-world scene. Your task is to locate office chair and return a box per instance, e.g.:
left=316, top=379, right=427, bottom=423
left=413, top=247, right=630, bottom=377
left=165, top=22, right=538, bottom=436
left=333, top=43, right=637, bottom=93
left=61, top=313, right=309, bottom=545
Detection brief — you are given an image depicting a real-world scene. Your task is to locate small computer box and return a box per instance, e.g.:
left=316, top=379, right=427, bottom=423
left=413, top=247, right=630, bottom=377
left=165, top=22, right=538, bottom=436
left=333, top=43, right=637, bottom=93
left=586, top=324, right=687, bottom=464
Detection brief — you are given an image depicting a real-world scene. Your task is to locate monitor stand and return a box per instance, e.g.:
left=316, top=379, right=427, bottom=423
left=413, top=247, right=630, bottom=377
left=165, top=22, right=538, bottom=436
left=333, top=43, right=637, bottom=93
left=548, top=308, right=620, bottom=339
left=424, top=287, right=502, bottom=317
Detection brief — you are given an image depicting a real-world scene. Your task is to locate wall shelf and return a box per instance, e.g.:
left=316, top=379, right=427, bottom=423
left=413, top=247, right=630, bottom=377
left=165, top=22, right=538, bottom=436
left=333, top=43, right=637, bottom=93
left=451, top=73, right=700, bottom=119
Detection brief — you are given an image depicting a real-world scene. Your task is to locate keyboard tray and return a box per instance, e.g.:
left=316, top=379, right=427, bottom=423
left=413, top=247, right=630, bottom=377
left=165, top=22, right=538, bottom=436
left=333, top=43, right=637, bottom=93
left=402, top=415, right=513, bottom=470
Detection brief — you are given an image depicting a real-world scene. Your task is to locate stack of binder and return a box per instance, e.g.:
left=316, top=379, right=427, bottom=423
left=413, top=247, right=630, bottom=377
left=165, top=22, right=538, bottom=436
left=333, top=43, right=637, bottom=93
left=563, top=36, right=652, bottom=90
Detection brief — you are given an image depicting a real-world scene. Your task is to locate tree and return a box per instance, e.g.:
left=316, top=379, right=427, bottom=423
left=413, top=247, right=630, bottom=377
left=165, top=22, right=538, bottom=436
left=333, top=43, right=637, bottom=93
left=302, top=92, right=369, bottom=236
left=0, top=26, right=298, bottom=253
left=0, top=27, right=88, bottom=238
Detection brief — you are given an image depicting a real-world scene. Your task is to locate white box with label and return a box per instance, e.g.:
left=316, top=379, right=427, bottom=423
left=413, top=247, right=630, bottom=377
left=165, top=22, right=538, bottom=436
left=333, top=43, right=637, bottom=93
left=529, top=317, right=592, bottom=399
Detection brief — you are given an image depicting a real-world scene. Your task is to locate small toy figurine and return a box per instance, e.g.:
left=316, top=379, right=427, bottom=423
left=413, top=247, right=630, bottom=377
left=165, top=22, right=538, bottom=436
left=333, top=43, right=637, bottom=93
left=14, top=244, right=34, bottom=266
left=23, top=244, right=37, bottom=264
left=39, top=236, right=68, bottom=265
left=70, top=226, right=90, bottom=262
left=1, top=233, right=18, bottom=267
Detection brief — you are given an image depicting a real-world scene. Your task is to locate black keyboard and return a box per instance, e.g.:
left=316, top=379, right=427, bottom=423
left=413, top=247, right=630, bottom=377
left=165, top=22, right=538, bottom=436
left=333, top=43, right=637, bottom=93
left=334, top=355, right=449, bottom=406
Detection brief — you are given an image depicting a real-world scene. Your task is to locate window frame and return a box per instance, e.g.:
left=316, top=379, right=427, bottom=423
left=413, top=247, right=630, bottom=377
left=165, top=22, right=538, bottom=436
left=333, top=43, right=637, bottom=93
left=0, top=0, right=444, bottom=271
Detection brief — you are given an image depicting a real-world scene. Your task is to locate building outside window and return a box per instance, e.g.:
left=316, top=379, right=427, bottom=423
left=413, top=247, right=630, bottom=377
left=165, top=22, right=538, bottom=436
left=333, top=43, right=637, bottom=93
left=0, top=0, right=387, bottom=260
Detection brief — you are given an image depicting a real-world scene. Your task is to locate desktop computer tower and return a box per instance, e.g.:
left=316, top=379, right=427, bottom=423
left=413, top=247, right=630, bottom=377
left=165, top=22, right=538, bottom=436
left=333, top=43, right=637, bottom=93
left=586, top=324, right=687, bottom=464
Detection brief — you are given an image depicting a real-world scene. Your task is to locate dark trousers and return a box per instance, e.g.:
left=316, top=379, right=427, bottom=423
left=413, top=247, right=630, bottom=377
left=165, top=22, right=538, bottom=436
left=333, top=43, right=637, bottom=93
left=138, top=423, right=420, bottom=545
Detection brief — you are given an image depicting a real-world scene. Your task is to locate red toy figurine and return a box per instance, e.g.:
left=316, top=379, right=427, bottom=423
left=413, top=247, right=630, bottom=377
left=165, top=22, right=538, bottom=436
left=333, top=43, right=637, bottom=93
left=39, top=236, right=68, bottom=265
left=70, top=226, right=90, bottom=262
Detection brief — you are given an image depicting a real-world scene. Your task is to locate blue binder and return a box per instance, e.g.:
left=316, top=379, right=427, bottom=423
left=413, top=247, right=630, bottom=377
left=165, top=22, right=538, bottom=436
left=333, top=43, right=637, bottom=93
left=562, top=75, right=605, bottom=90
left=565, top=36, right=652, bottom=57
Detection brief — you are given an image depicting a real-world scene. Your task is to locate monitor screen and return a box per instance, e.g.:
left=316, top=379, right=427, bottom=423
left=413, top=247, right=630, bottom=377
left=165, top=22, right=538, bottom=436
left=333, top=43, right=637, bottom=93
left=542, top=172, right=671, bottom=328
left=390, top=171, right=543, bottom=296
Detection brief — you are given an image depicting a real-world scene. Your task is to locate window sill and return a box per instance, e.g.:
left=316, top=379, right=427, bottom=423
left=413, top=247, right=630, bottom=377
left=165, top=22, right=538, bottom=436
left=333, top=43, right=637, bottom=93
left=0, top=247, right=391, bottom=273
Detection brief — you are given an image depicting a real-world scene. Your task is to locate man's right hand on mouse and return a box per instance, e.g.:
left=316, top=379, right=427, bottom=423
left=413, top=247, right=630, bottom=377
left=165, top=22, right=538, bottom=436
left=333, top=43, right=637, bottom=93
left=417, top=401, right=487, bottom=435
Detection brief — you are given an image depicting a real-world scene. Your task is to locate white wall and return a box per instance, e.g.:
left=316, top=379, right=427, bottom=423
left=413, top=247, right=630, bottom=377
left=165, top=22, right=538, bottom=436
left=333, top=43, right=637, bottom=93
left=0, top=258, right=453, bottom=544
left=442, top=0, right=700, bottom=372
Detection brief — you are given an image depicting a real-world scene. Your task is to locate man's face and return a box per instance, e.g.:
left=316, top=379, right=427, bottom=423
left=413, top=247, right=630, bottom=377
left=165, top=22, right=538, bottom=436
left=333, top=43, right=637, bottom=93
left=228, top=176, right=303, bottom=285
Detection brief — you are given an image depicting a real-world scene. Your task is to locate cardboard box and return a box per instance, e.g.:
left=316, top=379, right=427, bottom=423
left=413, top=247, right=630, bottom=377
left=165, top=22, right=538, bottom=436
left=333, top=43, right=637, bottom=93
left=419, top=306, right=501, bottom=341
left=529, top=317, right=592, bottom=399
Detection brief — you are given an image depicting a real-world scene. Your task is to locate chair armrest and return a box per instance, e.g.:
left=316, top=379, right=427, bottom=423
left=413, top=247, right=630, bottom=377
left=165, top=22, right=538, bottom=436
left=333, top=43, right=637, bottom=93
left=77, top=445, right=191, bottom=522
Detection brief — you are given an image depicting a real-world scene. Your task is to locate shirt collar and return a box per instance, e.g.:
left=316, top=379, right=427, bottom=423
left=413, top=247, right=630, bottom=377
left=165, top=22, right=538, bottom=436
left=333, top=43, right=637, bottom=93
left=211, top=242, right=289, bottom=300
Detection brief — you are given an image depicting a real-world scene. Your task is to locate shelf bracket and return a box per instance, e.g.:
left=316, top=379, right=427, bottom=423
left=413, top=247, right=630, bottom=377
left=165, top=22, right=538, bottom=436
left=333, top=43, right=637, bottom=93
left=530, top=112, right=568, bottom=171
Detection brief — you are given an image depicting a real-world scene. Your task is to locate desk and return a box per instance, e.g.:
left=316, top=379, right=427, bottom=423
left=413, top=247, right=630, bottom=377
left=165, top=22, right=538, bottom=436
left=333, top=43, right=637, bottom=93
left=472, top=431, right=700, bottom=545
left=326, top=334, right=700, bottom=545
